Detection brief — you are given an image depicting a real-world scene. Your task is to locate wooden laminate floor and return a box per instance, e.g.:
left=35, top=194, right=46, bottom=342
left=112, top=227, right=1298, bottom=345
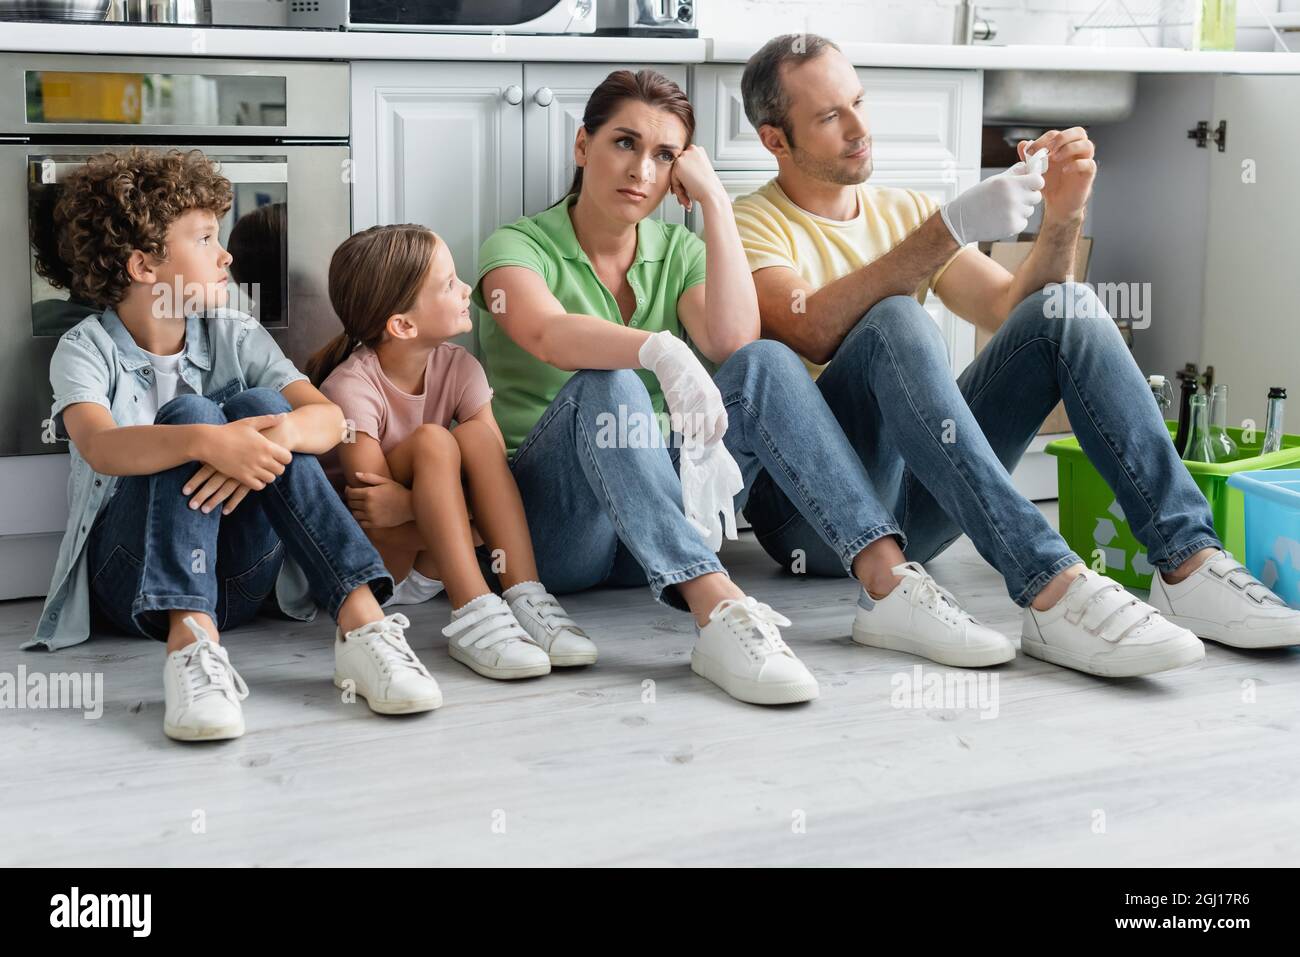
left=3, top=503, right=1298, bottom=866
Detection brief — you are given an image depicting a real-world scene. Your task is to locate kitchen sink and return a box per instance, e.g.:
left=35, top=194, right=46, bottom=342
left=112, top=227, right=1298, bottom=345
left=983, top=69, right=1138, bottom=125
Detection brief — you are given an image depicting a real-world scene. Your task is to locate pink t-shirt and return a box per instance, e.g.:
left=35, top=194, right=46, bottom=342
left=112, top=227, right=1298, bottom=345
left=319, top=343, right=493, bottom=491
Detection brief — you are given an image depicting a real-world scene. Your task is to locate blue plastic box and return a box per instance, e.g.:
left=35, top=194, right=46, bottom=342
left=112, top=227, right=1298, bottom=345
left=1226, top=469, right=1300, bottom=609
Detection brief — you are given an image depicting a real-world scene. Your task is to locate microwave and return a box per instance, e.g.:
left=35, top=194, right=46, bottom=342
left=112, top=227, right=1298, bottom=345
left=287, top=0, right=598, bottom=33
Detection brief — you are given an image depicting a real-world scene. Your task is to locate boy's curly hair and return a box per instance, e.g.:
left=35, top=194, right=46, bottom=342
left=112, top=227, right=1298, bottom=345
left=33, top=148, right=233, bottom=309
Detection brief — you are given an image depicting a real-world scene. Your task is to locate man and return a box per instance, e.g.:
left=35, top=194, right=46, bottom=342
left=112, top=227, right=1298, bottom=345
left=731, top=33, right=1300, bottom=677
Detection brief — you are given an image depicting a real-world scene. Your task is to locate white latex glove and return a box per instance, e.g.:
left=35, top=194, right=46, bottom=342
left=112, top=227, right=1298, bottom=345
left=638, top=330, right=727, bottom=449
left=679, top=440, right=744, bottom=552
left=939, top=148, right=1048, bottom=246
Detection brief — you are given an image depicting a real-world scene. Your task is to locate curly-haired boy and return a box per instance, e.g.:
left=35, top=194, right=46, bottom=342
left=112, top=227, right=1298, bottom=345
left=25, top=148, right=441, bottom=742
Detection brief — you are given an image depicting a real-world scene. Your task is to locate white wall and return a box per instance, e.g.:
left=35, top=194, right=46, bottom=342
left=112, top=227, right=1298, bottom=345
left=701, top=0, right=1289, bottom=50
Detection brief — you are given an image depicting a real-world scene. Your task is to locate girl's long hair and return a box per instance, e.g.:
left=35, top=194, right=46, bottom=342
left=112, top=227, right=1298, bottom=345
left=306, top=224, right=439, bottom=386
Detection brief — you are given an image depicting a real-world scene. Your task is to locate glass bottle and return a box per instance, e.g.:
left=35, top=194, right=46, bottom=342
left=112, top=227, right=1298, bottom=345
left=1263, top=387, right=1287, bottom=455
left=1173, top=366, right=1199, bottom=454
left=1198, top=0, right=1238, bottom=52
left=1208, top=383, right=1238, bottom=462
left=1182, top=394, right=1215, bottom=463
left=1148, top=374, right=1174, bottom=416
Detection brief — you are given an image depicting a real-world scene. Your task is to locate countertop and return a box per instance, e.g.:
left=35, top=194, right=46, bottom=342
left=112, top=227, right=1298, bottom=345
left=2, top=21, right=1300, bottom=74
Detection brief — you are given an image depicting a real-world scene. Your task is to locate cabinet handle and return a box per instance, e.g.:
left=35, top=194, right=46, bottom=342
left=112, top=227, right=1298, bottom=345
left=533, top=86, right=554, bottom=107
left=503, top=84, right=523, bottom=105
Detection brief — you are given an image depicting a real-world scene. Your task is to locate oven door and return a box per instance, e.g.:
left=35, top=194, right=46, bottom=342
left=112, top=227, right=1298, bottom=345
left=3, top=142, right=350, bottom=456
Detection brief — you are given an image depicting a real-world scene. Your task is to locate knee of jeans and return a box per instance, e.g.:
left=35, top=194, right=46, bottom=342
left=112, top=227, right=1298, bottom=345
left=855, top=295, right=945, bottom=356
left=1029, top=281, right=1123, bottom=349
left=222, top=386, right=292, bottom=420
left=569, top=368, right=653, bottom=411
left=724, top=338, right=806, bottom=388
left=155, top=392, right=226, bottom=425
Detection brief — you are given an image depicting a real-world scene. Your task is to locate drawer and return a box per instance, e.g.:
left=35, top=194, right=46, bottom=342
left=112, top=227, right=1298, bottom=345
left=693, top=64, right=981, bottom=173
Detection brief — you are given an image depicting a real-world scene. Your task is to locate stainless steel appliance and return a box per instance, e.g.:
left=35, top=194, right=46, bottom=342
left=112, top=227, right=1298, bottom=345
left=594, top=0, right=696, bottom=36
left=0, top=0, right=111, bottom=20
left=1, top=54, right=351, bottom=456
left=287, top=0, right=596, bottom=33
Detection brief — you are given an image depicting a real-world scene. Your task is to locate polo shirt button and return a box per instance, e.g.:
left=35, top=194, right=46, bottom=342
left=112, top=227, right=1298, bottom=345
left=49, top=612, right=57, bottom=621
left=94, top=479, right=102, bottom=487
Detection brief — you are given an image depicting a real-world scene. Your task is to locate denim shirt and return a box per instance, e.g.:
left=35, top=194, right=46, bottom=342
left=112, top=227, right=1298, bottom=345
left=23, top=307, right=312, bottom=652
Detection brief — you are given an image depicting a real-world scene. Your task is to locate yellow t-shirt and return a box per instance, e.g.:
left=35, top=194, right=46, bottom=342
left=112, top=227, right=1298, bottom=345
left=733, top=178, right=961, bottom=378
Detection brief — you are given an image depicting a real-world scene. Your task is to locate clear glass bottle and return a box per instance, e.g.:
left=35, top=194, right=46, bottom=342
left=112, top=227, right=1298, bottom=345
left=1208, top=383, right=1238, bottom=462
left=1149, top=374, right=1174, bottom=416
left=1263, top=386, right=1287, bottom=455
left=1182, top=394, right=1215, bottom=462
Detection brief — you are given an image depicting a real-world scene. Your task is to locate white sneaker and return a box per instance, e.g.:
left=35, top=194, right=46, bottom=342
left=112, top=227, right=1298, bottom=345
left=162, top=616, right=249, bottom=742
left=1148, top=549, right=1300, bottom=649
left=691, top=596, right=819, bottom=705
left=852, top=562, right=1015, bottom=667
left=1022, top=569, right=1204, bottom=677
left=503, top=580, right=598, bottom=666
left=334, top=613, right=443, bottom=714
left=443, top=593, right=552, bottom=680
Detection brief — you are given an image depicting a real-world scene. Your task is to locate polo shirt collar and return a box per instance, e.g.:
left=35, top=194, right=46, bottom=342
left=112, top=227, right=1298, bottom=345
left=101, top=306, right=212, bottom=372
left=543, top=193, right=668, bottom=265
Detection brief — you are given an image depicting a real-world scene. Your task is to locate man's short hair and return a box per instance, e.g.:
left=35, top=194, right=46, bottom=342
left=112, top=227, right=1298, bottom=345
left=740, top=33, right=842, bottom=146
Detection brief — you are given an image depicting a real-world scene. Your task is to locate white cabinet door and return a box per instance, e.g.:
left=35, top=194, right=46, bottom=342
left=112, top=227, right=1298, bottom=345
left=352, top=61, right=526, bottom=308
left=522, top=62, right=688, bottom=225
left=1200, top=75, right=1300, bottom=429
left=694, top=64, right=981, bottom=173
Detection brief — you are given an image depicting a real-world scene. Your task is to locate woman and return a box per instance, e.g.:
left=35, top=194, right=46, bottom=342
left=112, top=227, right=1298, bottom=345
left=474, top=70, right=889, bottom=706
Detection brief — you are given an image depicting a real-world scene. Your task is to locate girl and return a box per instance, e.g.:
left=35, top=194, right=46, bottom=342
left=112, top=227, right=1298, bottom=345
left=307, top=225, right=596, bottom=680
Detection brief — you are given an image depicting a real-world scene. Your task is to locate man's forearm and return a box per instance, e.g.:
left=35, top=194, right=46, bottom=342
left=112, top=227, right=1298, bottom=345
left=1000, top=209, right=1085, bottom=320
left=801, top=213, right=958, bottom=364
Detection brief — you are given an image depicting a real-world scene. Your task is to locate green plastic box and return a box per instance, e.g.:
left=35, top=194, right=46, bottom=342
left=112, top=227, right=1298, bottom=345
left=1045, top=423, right=1300, bottom=589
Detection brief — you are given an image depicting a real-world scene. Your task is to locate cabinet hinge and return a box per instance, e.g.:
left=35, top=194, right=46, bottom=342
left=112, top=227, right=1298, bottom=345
left=1187, top=119, right=1227, bottom=152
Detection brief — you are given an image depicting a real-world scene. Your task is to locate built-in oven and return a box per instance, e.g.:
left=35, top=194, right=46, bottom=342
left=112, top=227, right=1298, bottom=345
left=0, top=54, right=352, bottom=457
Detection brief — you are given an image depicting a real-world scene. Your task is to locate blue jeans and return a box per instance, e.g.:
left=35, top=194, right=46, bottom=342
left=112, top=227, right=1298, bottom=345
left=87, top=387, right=393, bottom=640
left=509, top=339, right=904, bottom=612
left=744, top=285, right=1221, bottom=606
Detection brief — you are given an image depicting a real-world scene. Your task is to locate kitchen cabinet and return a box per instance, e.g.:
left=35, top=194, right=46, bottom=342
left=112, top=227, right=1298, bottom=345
left=689, top=64, right=983, bottom=375
left=1199, top=75, right=1300, bottom=430
left=352, top=60, right=687, bottom=354
left=1086, top=73, right=1300, bottom=432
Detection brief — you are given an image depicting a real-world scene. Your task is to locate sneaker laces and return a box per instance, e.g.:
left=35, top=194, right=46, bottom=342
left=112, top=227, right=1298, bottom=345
left=443, top=597, right=537, bottom=651
left=893, top=562, right=972, bottom=627
left=1202, top=551, right=1285, bottom=606
left=178, top=616, right=248, bottom=704
left=713, top=596, right=794, bottom=660
left=347, top=613, right=431, bottom=677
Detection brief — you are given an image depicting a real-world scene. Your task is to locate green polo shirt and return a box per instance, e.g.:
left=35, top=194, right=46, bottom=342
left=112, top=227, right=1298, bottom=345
left=472, top=193, right=707, bottom=456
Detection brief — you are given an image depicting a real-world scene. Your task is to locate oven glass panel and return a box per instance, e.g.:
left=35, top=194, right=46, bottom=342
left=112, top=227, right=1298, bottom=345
left=25, top=72, right=287, bottom=127
left=29, top=154, right=289, bottom=338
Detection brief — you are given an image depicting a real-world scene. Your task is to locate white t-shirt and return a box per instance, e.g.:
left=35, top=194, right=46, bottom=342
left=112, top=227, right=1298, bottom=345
left=138, top=347, right=195, bottom=421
